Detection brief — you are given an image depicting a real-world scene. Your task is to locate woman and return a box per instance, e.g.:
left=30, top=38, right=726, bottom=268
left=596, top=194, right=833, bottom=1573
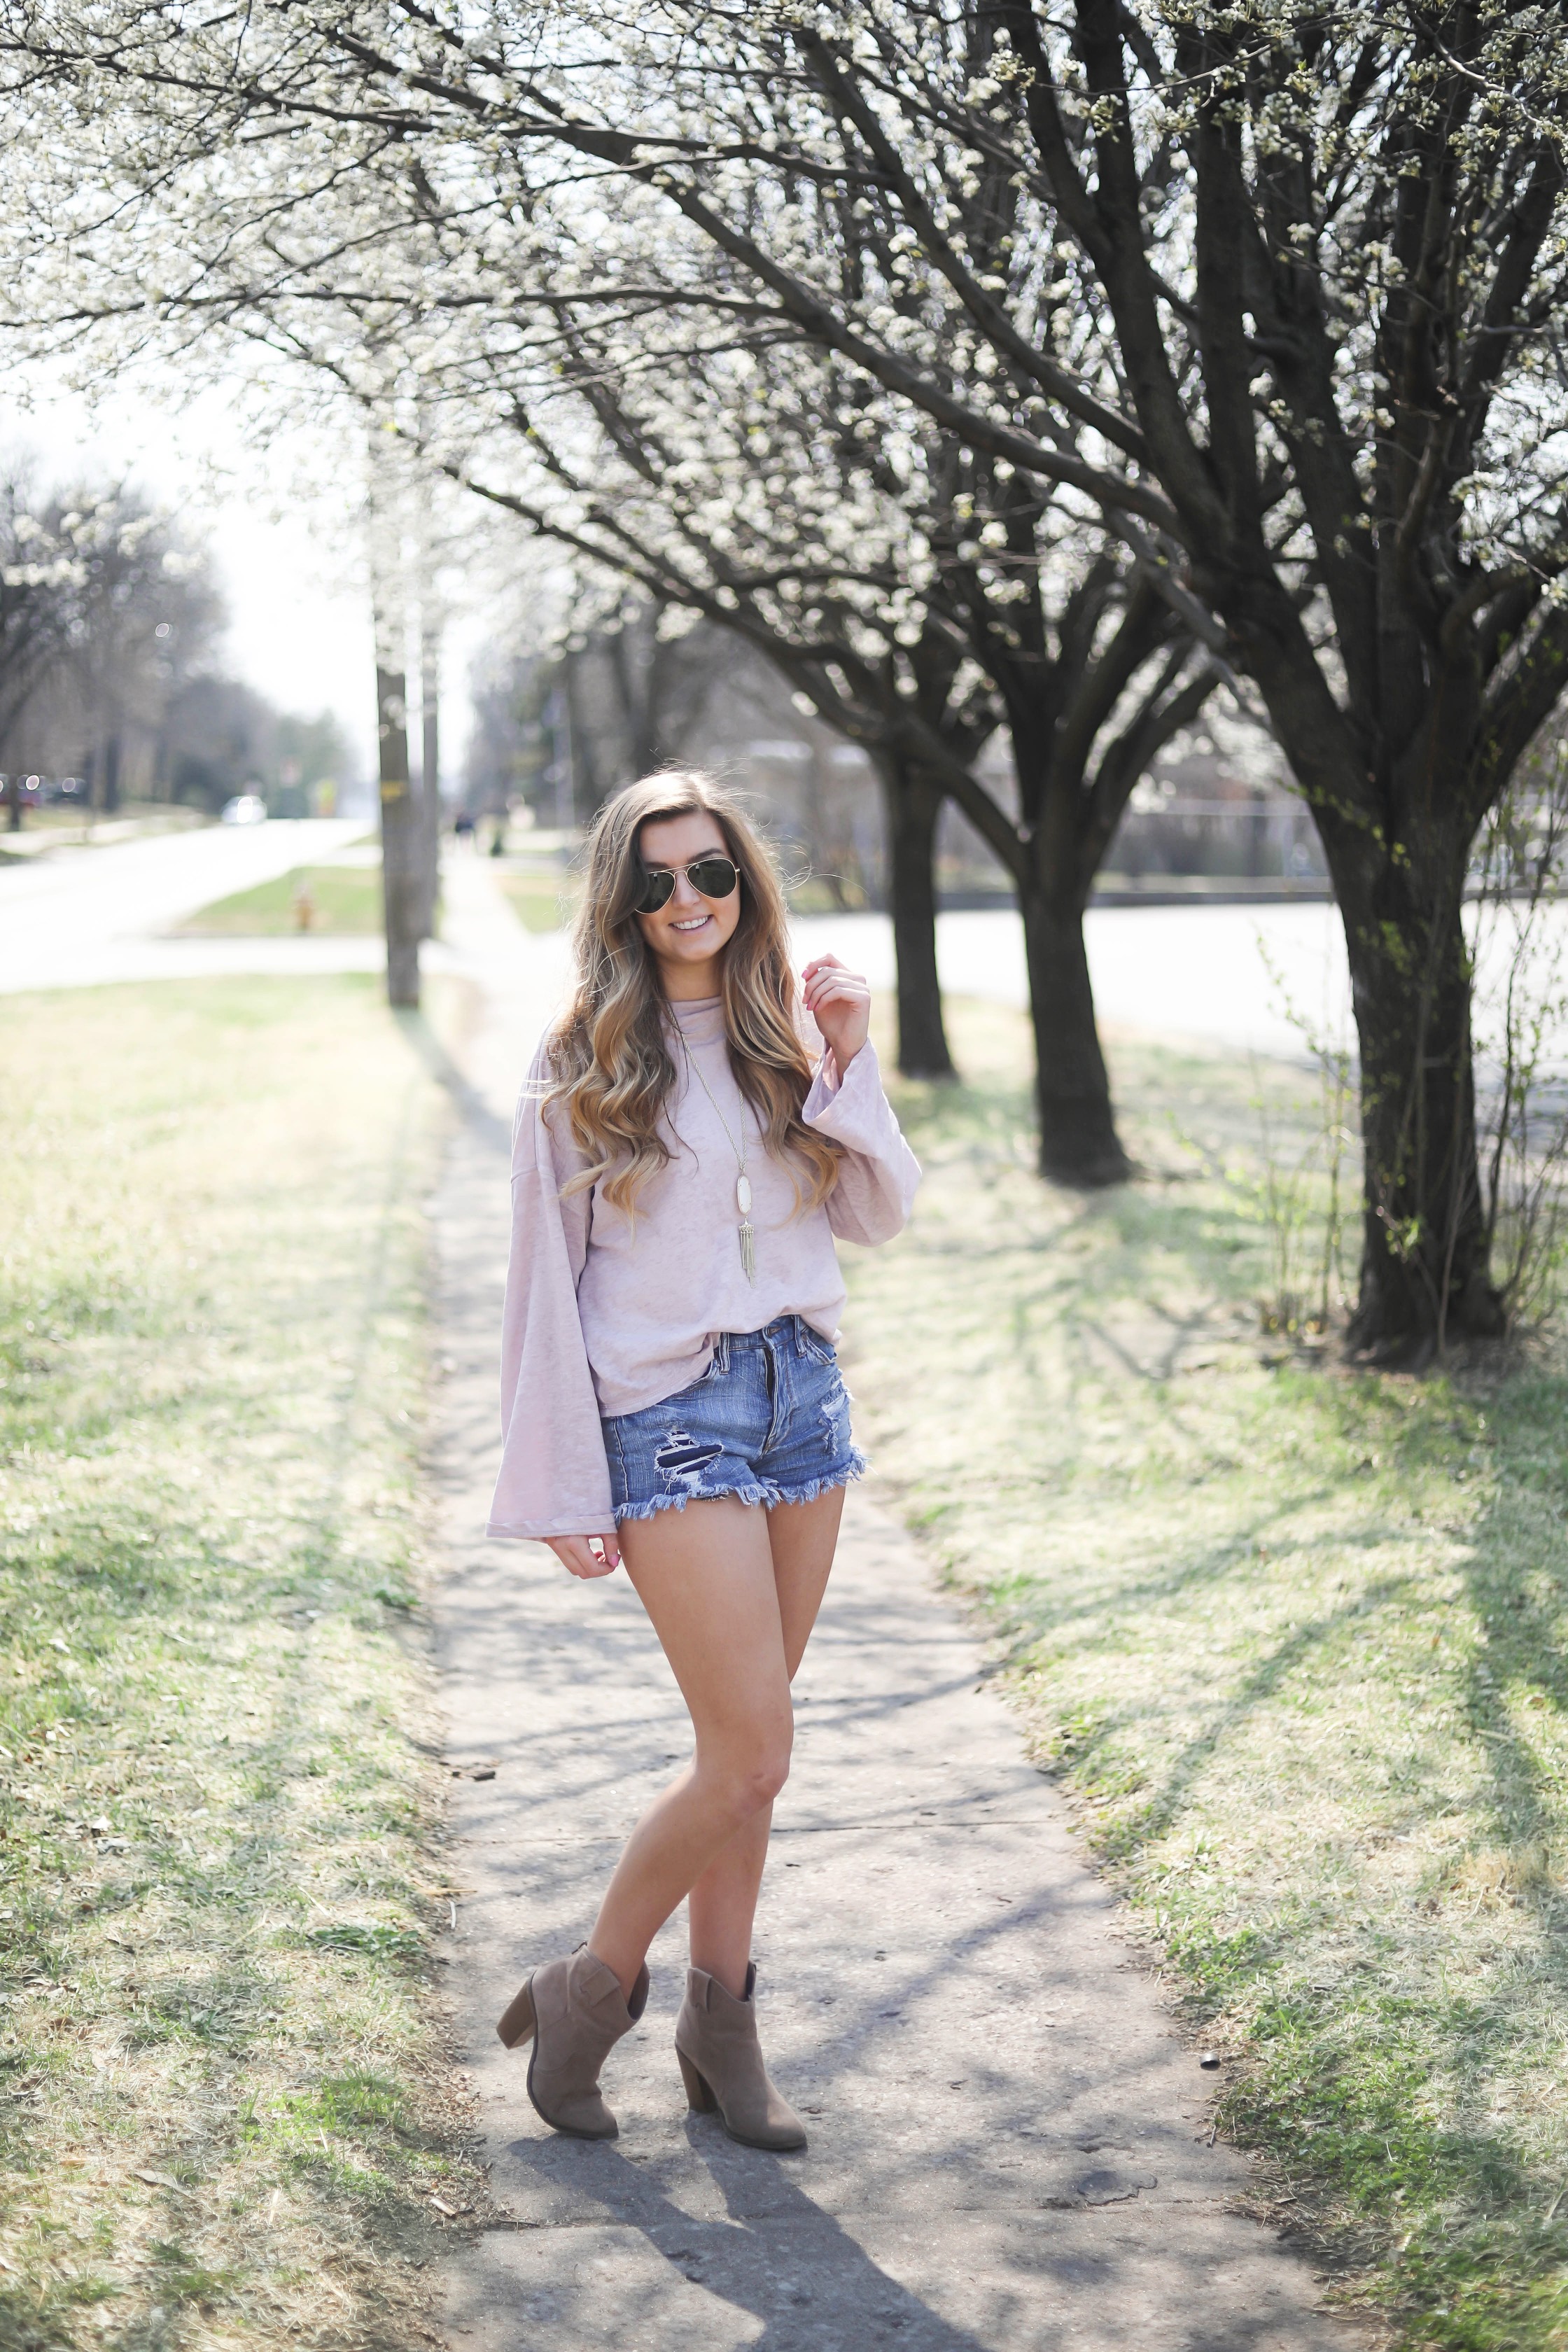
left=486, top=770, right=920, bottom=2152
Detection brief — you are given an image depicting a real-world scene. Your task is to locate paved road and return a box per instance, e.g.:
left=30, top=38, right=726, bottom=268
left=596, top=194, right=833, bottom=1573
left=9, top=826, right=1562, bottom=1079
left=429, top=858, right=1360, bottom=2351
left=792, top=904, right=1352, bottom=1062
left=438, top=902, right=1354, bottom=1063
left=1, top=818, right=1347, bottom=1052
left=0, top=818, right=372, bottom=993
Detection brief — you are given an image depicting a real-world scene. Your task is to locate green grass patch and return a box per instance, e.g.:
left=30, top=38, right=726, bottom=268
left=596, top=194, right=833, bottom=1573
left=174, top=864, right=385, bottom=936
left=493, top=867, right=574, bottom=934
left=0, top=978, right=477, bottom=2352
left=848, top=995, right=1568, bottom=2348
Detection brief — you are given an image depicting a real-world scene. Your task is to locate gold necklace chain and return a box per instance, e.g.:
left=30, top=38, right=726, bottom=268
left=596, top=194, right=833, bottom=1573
left=678, top=1030, right=756, bottom=1283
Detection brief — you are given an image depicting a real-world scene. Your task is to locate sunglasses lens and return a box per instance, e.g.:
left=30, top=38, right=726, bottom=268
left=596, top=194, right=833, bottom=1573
left=688, top=857, right=738, bottom=899
left=637, top=869, right=676, bottom=912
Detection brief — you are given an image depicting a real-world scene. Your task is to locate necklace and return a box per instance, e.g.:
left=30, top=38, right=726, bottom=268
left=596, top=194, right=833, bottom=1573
left=677, top=1030, right=756, bottom=1282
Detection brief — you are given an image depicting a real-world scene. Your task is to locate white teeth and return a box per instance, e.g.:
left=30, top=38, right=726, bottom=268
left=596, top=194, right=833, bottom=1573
left=673, top=916, right=709, bottom=930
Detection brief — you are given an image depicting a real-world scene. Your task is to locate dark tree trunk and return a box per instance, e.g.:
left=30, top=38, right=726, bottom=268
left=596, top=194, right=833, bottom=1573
left=377, top=661, right=421, bottom=1010
left=90, top=733, right=121, bottom=817
left=877, top=757, right=955, bottom=1079
left=1019, top=883, right=1133, bottom=1186
left=1234, top=587, right=1511, bottom=1355
left=1336, top=868, right=1503, bottom=1359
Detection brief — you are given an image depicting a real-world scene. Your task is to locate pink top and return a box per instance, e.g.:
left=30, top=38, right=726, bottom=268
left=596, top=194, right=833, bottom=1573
left=487, top=995, right=921, bottom=1539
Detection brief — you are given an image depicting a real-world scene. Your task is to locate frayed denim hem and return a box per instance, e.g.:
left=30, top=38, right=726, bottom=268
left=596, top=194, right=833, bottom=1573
left=615, top=1477, right=780, bottom=1523
left=613, top=1452, right=866, bottom=1524
left=769, top=1450, right=867, bottom=1508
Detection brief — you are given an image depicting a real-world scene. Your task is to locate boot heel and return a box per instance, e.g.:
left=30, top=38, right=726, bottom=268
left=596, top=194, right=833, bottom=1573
left=496, top=1977, right=537, bottom=2050
left=678, top=2050, right=716, bottom=2113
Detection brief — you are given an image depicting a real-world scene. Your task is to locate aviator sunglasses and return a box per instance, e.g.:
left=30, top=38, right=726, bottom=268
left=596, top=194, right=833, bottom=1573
left=635, top=853, right=740, bottom=914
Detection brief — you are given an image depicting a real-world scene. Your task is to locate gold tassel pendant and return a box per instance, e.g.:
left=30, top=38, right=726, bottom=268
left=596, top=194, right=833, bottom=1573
left=737, top=1174, right=755, bottom=1282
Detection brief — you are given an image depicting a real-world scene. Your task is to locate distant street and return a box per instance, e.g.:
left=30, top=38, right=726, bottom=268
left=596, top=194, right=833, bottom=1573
left=442, top=893, right=1357, bottom=1062
left=794, top=901, right=1353, bottom=1062
left=8, top=826, right=1563, bottom=1074
left=0, top=823, right=1390, bottom=1061
left=0, top=819, right=374, bottom=993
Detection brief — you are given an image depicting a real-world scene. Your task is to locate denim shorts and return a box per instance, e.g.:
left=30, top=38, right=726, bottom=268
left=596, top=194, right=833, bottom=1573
left=603, top=1316, right=866, bottom=1522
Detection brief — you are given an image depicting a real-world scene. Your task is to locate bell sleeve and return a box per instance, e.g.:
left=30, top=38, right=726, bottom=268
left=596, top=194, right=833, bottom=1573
left=486, top=1051, right=616, bottom=1541
left=803, top=1040, right=922, bottom=1246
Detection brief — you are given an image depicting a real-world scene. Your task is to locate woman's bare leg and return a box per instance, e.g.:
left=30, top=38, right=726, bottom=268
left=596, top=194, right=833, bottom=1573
left=588, top=1497, right=792, bottom=1997
left=685, top=1489, right=844, bottom=1993
left=587, top=1488, right=844, bottom=2001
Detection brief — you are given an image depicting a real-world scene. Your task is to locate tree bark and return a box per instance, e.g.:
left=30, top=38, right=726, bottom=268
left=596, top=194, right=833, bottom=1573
left=377, top=661, right=421, bottom=1009
left=877, top=756, right=955, bottom=1079
left=1019, top=883, right=1132, bottom=1186
left=1335, top=867, right=1503, bottom=1359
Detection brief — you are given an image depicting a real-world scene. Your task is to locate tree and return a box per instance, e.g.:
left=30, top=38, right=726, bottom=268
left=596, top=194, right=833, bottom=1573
left=0, top=0, right=1226, bottom=1168
left=158, top=677, right=348, bottom=812
left=0, top=476, right=222, bottom=808
left=970, top=0, right=1568, bottom=1350
left=486, top=0, right=1567, bottom=1349
left=0, top=471, right=75, bottom=822
left=52, top=487, right=222, bottom=811
left=435, top=356, right=1219, bottom=1152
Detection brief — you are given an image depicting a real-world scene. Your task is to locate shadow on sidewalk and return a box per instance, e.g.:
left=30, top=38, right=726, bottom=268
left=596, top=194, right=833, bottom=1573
left=482, top=2126, right=996, bottom=2348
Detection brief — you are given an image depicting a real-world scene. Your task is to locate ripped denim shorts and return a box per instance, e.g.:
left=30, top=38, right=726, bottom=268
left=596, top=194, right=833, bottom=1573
left=603, top=1316, right=866, bottom=1523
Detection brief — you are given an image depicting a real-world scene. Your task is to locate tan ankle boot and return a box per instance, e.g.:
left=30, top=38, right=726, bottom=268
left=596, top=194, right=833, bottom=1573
left=675, top=1963, right=806, bottom=2152
left=496, top=1947, right=648, bottom=2140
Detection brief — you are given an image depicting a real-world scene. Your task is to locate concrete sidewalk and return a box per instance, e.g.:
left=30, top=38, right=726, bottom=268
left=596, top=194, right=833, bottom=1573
left=429, top=862, right=1359, bottom=2351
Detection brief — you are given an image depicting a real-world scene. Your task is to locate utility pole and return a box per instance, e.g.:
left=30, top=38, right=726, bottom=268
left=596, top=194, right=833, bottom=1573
left=375, top=630, right=421, bottom=1009
left=419, top=606, right=441, bottom=939
left=414, top=456, right=443, bottom=940
left=546, top=681, right=575, bottom=832
left=369, top=442, right=421, bottom=1009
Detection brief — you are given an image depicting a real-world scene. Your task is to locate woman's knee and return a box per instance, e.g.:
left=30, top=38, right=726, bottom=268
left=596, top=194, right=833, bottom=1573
left=743, top=1740, right=792, bottom=1812
left=701, top=1723, right=792, bottom=1819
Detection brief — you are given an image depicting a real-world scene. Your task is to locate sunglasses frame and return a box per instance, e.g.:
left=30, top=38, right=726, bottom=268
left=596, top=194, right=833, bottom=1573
left=634, top=853, right=741, bottom=915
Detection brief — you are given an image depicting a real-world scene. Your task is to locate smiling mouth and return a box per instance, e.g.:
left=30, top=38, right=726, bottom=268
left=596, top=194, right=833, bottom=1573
left=671, top=913, right=712, bottom=932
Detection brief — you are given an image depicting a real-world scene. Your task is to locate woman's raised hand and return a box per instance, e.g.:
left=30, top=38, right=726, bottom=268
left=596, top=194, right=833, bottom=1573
left=801, top=955, right=871, bottom=1068
left=546, top=1533, right=621, bottom=1579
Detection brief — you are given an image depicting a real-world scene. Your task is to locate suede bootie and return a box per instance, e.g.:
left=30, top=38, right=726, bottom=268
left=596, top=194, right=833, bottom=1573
left=496, top=1947, right=649, bottom=2140
left=675, top=1963, right=807, bottom=2152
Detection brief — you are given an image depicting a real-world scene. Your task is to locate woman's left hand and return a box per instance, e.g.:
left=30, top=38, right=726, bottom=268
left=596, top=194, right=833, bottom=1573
left=802, top=955, right=872, bottom=1069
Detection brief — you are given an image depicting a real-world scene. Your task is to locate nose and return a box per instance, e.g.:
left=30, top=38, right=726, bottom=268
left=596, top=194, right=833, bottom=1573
left=669, top=867, right=705, bottom=909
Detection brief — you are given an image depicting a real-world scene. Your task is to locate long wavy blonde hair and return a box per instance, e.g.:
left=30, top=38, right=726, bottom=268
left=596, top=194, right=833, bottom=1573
left=546, top=771, right=841, bottom=1213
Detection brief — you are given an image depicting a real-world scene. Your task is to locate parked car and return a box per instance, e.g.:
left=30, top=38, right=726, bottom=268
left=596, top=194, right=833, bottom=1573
left=0, top=775, right=44, bottom=827
left=220, top=793, right=268, bottom=826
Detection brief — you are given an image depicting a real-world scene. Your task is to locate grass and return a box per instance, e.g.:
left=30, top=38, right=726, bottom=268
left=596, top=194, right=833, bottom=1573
left=848, top=995, right=1568, bottom=2351
left=492, top=869, right=573, bottom=934
left=174, top=868, right=386, bottom=937
left=0, top=977, right=481, bottom=2352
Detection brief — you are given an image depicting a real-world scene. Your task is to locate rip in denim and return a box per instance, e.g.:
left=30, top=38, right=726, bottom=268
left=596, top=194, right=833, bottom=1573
left=818, top=1379, right=852, bottom=1455
left=653, top=1426, right=725, bottom=1490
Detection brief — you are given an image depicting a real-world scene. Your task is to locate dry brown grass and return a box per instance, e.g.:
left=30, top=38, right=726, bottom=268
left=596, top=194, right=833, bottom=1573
left=0, top=978, right=484, bottom=2352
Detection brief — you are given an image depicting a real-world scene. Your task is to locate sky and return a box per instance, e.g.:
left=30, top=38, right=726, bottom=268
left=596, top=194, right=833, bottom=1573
left=15, top=359, right=493, bottom=788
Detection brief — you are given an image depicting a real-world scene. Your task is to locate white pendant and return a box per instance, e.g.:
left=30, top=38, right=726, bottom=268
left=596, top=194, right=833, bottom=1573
left=736, top=1173, right=752, bottom=1214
